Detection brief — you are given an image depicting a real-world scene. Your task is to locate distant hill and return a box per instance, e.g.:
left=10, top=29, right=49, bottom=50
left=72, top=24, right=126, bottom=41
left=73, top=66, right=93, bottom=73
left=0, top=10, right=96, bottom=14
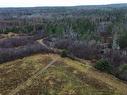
left=76, top=3, right=127, bottom=8
left=0, top=3, right=127, bottom=15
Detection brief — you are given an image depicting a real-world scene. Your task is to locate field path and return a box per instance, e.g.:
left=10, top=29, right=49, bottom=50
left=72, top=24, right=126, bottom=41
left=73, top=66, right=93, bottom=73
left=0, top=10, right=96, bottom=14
left=37, top=39, right=50, bottom=49
left=8, top=58, right=58, bottom=95
left=37, top=39, right=62, bottom=53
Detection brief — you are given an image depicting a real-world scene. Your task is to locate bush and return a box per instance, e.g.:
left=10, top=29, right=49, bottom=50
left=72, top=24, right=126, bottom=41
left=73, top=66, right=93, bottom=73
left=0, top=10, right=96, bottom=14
left=61, top=49, right=68, bottom=57
left=94, top=59, right=112, bottom=73
left=118, top=64, right=127, bottom=81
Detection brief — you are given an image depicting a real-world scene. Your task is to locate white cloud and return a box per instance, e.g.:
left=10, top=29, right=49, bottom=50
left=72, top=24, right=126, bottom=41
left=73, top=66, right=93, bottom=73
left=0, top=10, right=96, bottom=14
left=0, top=0, right=127, bottom=7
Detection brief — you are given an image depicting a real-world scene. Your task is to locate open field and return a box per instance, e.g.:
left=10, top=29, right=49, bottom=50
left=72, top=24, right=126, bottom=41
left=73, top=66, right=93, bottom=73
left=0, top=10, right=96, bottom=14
left=0, top=54, right=127, bottom=95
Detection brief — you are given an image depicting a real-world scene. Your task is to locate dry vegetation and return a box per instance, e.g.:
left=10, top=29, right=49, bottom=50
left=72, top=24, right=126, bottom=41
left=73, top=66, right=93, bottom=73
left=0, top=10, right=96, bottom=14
left=0, top=54, right=127, bottom=95
left=1, top=5, right=127, bottom=95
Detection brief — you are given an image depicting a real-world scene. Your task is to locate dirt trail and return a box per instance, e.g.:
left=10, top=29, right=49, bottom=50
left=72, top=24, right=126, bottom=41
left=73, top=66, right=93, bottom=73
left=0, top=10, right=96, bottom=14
left=8, top=59, right=58, bottom=95
left=37, top=39, right=50, bottom=49
left=37, top=39, right=62, bottom=53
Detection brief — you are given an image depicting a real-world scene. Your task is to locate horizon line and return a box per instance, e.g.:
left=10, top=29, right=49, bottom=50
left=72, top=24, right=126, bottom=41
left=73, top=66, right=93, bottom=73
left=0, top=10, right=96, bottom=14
left=0, top=3, right=127, bottom=8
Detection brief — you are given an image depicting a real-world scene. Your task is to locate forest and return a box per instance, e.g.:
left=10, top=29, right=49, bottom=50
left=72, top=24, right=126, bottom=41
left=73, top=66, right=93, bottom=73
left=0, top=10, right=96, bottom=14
left=1, top=4, right=127, bottom=87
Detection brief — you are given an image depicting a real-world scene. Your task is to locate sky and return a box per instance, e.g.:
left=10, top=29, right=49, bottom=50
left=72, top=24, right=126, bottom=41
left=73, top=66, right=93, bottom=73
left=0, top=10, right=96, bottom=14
left=0, top=0, right=127, bottom=7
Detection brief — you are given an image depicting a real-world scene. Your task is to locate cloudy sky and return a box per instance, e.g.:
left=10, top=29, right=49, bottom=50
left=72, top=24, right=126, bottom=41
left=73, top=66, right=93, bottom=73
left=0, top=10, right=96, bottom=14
left=0, top=0, right=127, bottom=7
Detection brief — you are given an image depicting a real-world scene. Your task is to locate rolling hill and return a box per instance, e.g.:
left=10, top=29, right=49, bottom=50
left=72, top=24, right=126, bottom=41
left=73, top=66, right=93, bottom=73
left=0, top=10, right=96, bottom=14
left=0, top=54, right=127, bottom=95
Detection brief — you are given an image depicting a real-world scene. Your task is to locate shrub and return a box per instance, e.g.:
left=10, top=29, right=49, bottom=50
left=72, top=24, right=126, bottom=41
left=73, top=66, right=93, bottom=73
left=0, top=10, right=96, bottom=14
left=94, top=59, right=112, bottom=73
left=61, top=49, right=68, bottom=57
left=118, top=64, right=127, bottom=81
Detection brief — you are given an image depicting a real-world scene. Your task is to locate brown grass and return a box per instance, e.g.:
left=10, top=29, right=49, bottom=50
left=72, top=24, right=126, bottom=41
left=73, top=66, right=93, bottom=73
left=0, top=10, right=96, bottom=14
left=0, top=54, right=127, bottom=95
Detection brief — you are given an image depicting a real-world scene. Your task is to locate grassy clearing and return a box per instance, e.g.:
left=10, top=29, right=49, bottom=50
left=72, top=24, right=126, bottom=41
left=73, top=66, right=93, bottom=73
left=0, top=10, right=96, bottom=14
left=16, top=62, right=118, bottom=95
left=0, top=54, right=127, bottom=95
left=0, top=54, right=53, bottom=95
